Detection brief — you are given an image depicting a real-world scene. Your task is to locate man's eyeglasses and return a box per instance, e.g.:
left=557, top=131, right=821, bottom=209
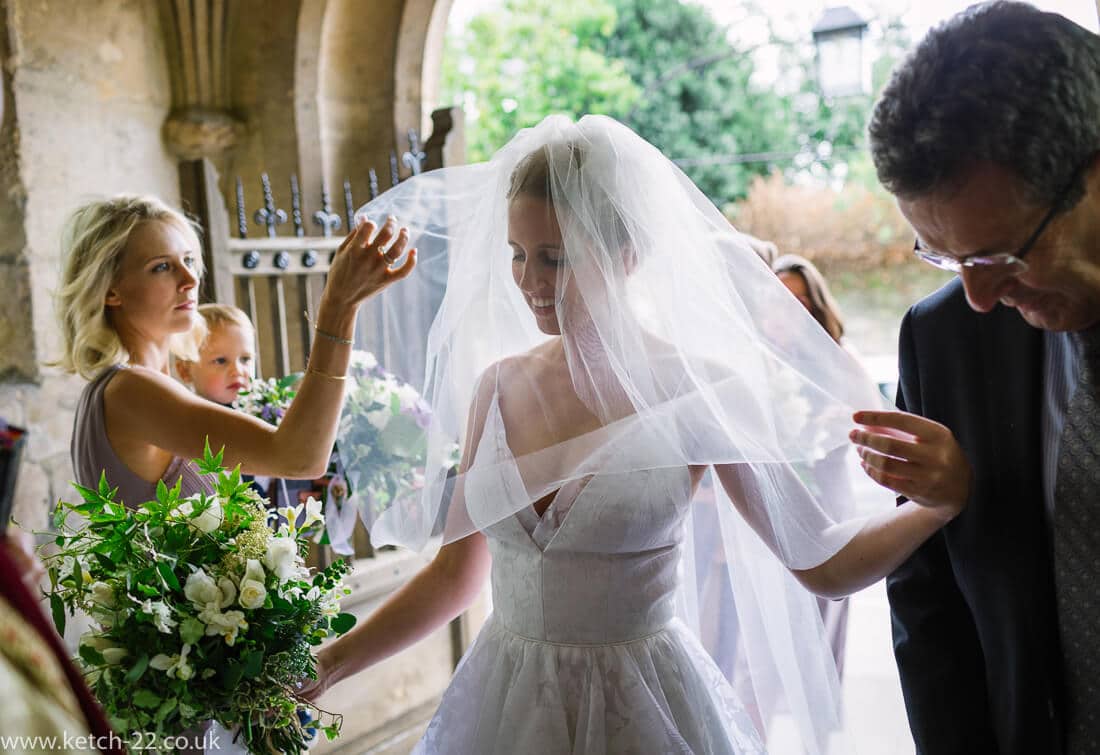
left=912, top=158, right=1091, bottom=274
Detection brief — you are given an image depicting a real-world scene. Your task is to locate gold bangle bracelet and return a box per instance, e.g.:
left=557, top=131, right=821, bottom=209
left=306, top=365, right=347, bottom=382
left=304, top=310, right=353, bottom=346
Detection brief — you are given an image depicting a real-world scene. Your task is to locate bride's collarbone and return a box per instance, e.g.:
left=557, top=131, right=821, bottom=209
left=497, top=386, right=602, bottom=454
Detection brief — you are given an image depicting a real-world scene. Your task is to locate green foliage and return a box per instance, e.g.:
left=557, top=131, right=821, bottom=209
left=442, top=0, right=914, bottom=205
left=442, top=0, right=639, bottom=162
left=41, top=441, right=356, bottom=755
left=603, top=0, right=796, bottom=201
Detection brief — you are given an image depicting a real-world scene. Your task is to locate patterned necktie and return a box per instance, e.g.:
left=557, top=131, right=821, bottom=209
left=1054, top=325, right=1100, bottom=753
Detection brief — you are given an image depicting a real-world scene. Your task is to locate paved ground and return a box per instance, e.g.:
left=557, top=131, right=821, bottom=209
left=763, top=457, right=915, bottom=755
left=833, top=455, right=915, bottom=755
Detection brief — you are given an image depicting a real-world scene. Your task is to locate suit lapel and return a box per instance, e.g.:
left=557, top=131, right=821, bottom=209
left=979, top=305, right=1044, bottom=504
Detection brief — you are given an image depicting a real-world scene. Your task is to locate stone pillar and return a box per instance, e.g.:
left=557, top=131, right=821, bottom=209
left=395, top=0, right=455, bottom=138
left=0, top=0, right=181, bottom=530
left=157, top=0, right=245, bottom=306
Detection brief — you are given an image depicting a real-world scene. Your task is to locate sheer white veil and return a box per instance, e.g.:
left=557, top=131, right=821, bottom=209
left=340, top=114, right=891, bottom=752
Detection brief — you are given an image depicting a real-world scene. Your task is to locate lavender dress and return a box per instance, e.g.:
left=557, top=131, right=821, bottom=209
left=72, top=365, right=214, bottom=508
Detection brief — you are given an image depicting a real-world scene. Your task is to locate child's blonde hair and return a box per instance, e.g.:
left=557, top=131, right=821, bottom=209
left=176, top=303, right=256, bottom=365
left=54, top=195, right=204, bottom=380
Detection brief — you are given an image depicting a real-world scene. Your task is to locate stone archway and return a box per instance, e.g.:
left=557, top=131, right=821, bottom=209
left=395, top=0, right=456, bottom=137
left=318, top=0, right=457, bottom=202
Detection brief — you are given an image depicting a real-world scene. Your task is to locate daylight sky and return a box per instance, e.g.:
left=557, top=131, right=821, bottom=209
left=448, top=0, right=1099, bottom=39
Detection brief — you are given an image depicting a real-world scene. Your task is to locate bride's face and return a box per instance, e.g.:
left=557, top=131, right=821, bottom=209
left=508, top=195, right=572, bottom=336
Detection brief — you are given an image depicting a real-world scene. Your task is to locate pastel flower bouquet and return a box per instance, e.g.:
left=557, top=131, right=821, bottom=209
left=234, top=374, right=300, bottom=427
left=42, top=442, right=356, bottom=754
left=339, top=351, right=458, bottom=523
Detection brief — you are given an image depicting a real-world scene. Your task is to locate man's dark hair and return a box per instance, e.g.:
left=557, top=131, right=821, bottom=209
left=870, top=1, right=1100, bottom=207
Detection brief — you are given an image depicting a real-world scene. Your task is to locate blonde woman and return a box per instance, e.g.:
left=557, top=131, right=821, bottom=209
left=57, top=194, right=414, bottom=517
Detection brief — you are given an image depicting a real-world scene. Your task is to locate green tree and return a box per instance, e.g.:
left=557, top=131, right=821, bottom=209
left=602, top=0, right=796, bottom=201
left=441, top=0, right=640, bottom=162
left=441, top=0, right=912, bottom=205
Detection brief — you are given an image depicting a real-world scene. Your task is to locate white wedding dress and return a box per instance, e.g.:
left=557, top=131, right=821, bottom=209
left=412, top=401, right=765, bottom=754
left=345, top=114, right=888, bottom=754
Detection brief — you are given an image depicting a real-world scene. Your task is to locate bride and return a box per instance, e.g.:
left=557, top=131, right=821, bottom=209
left=302, top=115, right=960, bottom=753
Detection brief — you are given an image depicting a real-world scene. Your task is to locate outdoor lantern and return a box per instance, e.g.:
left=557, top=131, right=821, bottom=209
left=812, top=6, right=869, bottom=98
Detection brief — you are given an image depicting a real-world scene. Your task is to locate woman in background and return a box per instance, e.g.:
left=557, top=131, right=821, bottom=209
left=774, top=254, right=845, bottom=344
left=773, top=253, right=852, bottom=681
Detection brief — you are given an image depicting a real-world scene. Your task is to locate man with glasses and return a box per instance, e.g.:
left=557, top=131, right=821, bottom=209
left=848, top=3, right=1100, bottom=753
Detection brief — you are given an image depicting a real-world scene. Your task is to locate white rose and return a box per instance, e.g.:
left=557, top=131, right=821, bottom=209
left=394, top=383, right=421, bottom=411
left=263, top=537, right=300, bottom=582
left=349, top=350, right=378, bottom=371
left=184, top=569, right=221, bottom=607
left=191, top=499, right=223, bottom=534
left=217, top=576, right=237, bottom=608
left=88, top=581, right=116, bottom=608
left=243, top=559, right=266, bottom=584
left=238, top=579, right=267, bottom=610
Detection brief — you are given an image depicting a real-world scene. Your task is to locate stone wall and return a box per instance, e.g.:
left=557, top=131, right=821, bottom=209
left=1, top=0, right=180, bottom=529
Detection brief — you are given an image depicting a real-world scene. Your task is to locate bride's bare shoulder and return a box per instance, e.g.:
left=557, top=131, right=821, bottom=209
left=463, top=343, right=558, bottom=449
left=640, top=333, right=735, bottom=383
left=483, top=340, right=560, bottom=382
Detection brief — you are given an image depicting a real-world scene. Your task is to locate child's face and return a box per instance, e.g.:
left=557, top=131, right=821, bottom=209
left=188, top=323, right=255, bottom=404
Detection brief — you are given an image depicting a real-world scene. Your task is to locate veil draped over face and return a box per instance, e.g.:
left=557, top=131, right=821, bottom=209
left=339, top=115, right=891, bottom=753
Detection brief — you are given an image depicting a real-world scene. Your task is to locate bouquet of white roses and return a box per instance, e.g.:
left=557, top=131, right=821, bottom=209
left=233, top=374, right=300, bottom=426
left=42, top=442, right=356, bottom=754
left=339, top=351, right=458, bottom=520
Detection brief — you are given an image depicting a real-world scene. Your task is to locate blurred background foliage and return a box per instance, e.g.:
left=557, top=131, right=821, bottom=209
left=440, top=0, right=923, bottom=279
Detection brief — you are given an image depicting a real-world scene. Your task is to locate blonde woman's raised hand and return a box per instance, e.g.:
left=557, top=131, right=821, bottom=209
left=323, top=216, right=417, bottom=312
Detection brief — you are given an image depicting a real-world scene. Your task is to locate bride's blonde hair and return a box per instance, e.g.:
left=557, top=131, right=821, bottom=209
left=54, top=195, right=204, bottom=380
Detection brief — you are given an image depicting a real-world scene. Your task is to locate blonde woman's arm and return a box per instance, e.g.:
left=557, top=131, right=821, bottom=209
left=105, top=218, right=415, bottom=478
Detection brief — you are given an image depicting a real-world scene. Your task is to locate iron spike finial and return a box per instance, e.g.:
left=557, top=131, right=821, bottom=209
left=235, top=177, right=248, bottom=239
left=402, top=128, right=426, bottom=176
left=290, top=174, right=305, bottom=238
left=389, top=152, right=401, bottom=188
left=368, top=168, right=379, bottom=200
left=253, top=173, right=288, bottom=238
left=343, top=179, right=355, bottom=230
left=312, top=183, right=342, bottom=238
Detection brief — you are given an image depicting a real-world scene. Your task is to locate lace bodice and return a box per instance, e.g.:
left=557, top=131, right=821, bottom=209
left=484, top=467, right=693, bottom=645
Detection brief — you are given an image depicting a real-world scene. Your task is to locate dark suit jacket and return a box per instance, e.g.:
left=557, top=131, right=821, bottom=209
left=889, top=279, right=1063, bottom=755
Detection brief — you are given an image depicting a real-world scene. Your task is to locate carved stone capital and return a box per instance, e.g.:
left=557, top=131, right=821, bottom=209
left=162, top=107, right=245, bottom=160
